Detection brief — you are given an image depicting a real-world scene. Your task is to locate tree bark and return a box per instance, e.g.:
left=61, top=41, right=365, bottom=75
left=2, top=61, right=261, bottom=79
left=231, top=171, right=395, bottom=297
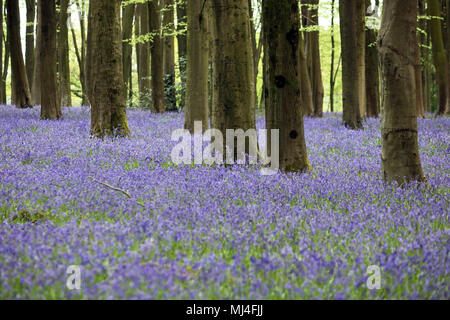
left=163, top=0, right=177, bottom=111
left=378, top=0, right=425, bottom=184
left=210, top=0, right=255, bottom=157
left=39, top=0, right=61, bottom=119
left=0, top=0, right=4, bottom=104
left=6, top=0, right=32, bottom=108
left=25, top=0, right=35, bottom=91
left=31, top=2, right=41, bottom=106
left=299, top=30, right=314, bottom=116
left=136, top=3, right=151, bottom=108
left=122, top=2, right=135, bottom=105
left=176, top=0, right=187, bottom=108
left=263, top=0, right=309, bottom=172
left=339, top=0, right=365, bottom=129
left=58, top=0, right=71, bottom=107
left=429, top=0, right=450, bottom=116
left=184, top=0, right=209, bottom=133
left=365, top=0, right=379, bottom=118
left=88, top=0, right=130, bottom=137
left=148, top=0, right=166, bottom=113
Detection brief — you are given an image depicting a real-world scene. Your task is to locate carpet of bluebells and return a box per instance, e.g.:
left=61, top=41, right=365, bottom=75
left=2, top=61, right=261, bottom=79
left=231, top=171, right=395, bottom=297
left=0, top=104, right=449, bottom=300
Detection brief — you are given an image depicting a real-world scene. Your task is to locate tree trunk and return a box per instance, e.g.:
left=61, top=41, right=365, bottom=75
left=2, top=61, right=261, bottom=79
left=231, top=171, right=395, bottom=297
left=32, top=2, right=41, bottom=106
left=163, top=0, right=177, bottom=111
left=39, top=0, right=61, bottom=119
left=299, top=30, right=314, bottom=116
left=88, top=0, right=130, bottom=137
left=429, top=0, right=450, bottom=116
left=263, top=0, right=309, bottom=172
left=148, top=0, right=166, bottom=113
left=122, top=3, right=134, bottom=105
left=339, top=0, right=365, bottom=129
left=210, top=0, right=255, bottom=157
left=378, top=0, right=425, bottom=184
left=365, top=0, right=380, bottom=118
left=58, top=0, right=71, bottom=107
left=25, top=0, right=35, bottom=91
left=0, top=0, right=3, bottom=104
left=176, top=0, right=187, bottom=108
left=307, top=0, right=324, bottom=117
left=184, top=0, right=209, bottom=133
left=136, top=3, right=151, bottom=108
left=6, top=0, right=32, bottom=108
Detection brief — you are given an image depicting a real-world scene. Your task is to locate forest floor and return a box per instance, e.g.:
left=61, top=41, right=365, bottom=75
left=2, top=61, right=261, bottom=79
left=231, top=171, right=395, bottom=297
left=0, top=105, right=448, bottom=299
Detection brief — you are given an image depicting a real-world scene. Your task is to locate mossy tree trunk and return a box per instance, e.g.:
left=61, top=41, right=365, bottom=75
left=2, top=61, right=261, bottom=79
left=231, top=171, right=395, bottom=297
left=148, top=0, right=166, bottom=113
left=39, top=0, right=61, bottom=119
left=263, top=0, right=309, bottom=172
left=378, top=0, right=425, bottom=184
left=210, top=0, right=255, bottom=157
left=6, top=0, right=32, bottom=108
left=88, top=0, right=130, bottom=137
left=339, top=0, right=365, bottom=129
left=184, top=0, right=209, bottom=133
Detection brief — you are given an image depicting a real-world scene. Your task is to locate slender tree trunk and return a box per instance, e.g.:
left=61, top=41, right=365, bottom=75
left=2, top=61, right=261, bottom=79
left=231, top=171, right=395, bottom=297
left=211, top=0, right=255, bottom=158
left=25, top=0, right=35, bottom=91
left=176, top=0, right=187, bottom=108
left=58, top=0, right=71, bottom=107
left=299, top=30, right=314, bottom=116
left=184, top=0, right=209, bottom=133
left=263, top=0, right=309, bottom=172
left=329, top=0, right=335, bottom=113
left=136, top=3, right=151, bottom=108
left=0, top=0, right=3, bottom=104
left=88, top=0, right=130, bottom=137
left=365, top=0, right=380, bottom=118
left=308, top=0, right=324, bottom=117
left=32, top=2, right=41, bottom=106
left=39, top=0, right=61, bottom=119
left=429, top=0, right=450, bottom=116
left=163, top=0, right=177, bottom=111
left=122, top=3, right=135, bottom=105
left=378, top=0, right=425, bottom=184
left=339, top=0, right=365, bottom=129
left=148, top=0, right=166, bottom=113
left=419, top=0, right=431, bottom=113
left=6, top=0, right=32, bottom=108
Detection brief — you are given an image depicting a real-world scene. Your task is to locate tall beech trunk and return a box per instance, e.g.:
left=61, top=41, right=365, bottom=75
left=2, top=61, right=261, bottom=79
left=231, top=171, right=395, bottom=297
left=39, top=0, right=61, bottom=119
left=429, top=0, right=450, bottom=116
left=339, top=0, right=365, bottom=129
left=88, top=0, right=130, bottom=137
left=122, top=3, right=134, bottom=103
left=32, top=2, right=41, bottom=105
left=25, top=0, right=35, bottom=91
left=304, top=0, right=324, bottom=117
left=58, top=0, right=71, bottom=107
left=378, top=0, right=425, bottom=184
left=210, top=0, right=255, bottom=156
left=0, top=0, right=3, bottom=104
left=176, top=0, right=187, bottom=108
left=299, top=30, right=314, bottom=116
left=365, top=0, right=379, bottom=118
left=163, top=0, right=177, bottom=111
left=6, top=0, right=32, bottom=108
left=136, top=3, right=151, bottom=108
left=148, top=0, right=166, bottom=113
left=263, top=0, right=309, bottom=172
left=184, top=0, right=209, bottom=133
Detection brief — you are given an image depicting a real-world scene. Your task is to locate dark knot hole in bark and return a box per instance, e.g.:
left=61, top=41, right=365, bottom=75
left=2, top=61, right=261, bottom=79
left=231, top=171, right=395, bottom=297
left=289, top=130, right=298, bottom=139
left=275, top=75, right=286, bottom=88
